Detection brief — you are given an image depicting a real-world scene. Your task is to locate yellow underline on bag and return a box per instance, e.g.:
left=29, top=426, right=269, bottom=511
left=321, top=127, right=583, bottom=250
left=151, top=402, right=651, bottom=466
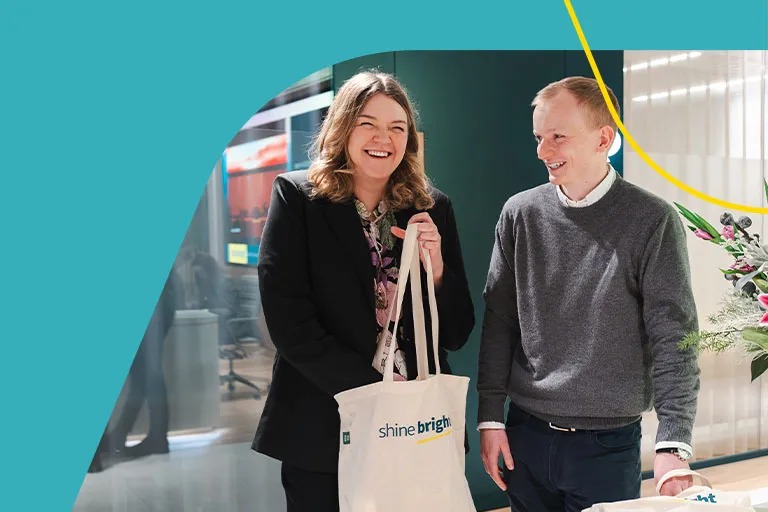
left=416, top=429, right=453, bottom=445
left=562, top=0, right=768, bottom=214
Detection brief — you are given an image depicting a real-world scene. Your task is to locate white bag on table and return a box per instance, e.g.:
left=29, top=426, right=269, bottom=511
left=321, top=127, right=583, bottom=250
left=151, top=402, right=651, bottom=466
left=584, top=469, right=755, bottom=511
left=334, top=223, right=477, bottom=512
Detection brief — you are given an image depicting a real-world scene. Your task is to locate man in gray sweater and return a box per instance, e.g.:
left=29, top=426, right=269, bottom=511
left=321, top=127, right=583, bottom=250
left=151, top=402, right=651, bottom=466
left=477, top=77, right=700, bottom=511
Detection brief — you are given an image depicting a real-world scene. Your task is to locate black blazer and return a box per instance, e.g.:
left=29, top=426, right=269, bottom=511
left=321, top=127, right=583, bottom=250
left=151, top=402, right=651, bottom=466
left=251, top=170, right=475, bottom=473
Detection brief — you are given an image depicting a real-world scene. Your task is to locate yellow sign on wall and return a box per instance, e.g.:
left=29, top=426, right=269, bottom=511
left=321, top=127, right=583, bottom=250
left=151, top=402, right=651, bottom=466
left=227, top=243, right=249, bottom=265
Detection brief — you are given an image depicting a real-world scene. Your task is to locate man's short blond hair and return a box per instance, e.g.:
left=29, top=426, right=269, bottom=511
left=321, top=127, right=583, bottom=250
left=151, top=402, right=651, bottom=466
left=532, top=76, right=620, bottom=132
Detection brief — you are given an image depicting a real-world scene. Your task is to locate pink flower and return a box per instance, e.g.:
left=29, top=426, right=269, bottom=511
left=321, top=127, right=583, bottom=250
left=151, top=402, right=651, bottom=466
left=694, top=229, right=713, bottom=240
left=758, top=294, right=768, bottom=325
left=730, top=259, right=756, bottom=272
left=722, top=225, right=735, bottom=240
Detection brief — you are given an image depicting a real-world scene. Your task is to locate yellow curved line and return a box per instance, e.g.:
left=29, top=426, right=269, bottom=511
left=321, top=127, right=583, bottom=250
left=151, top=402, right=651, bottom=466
left=563, top=0, right=768, bottom=214
left=416, top=429, right=453, bottom=445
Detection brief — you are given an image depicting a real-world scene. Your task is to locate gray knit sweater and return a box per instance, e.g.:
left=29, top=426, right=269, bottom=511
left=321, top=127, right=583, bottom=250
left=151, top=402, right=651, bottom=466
left=477, top=175, right=700, bottom=445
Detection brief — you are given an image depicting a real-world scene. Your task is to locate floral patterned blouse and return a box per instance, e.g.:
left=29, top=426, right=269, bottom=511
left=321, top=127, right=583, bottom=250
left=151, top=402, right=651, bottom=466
left=355, top=198, right=409, bottom=379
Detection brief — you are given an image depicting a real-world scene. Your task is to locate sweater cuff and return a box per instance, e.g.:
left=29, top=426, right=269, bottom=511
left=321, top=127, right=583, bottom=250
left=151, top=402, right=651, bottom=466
left=656, top=417, right=694, bottom=451
left=478, top=395, right=507, bottom=424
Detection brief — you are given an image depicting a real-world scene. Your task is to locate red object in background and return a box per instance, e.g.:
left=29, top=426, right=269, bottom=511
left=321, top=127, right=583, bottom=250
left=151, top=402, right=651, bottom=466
left=227, top=170, right=282, bottom=221
left=226, top=134, right=288, bottom=174
left=225, top=133, right=289, bottom=241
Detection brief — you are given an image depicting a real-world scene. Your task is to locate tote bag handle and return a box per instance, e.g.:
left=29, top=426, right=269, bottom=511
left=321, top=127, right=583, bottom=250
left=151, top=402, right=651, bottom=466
left=655, top=469, right=712, bottom=495
left=383, top=223, right=440, bottom=382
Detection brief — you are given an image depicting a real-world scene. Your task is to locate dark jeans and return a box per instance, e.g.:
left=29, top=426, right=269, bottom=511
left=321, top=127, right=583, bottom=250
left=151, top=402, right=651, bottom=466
left=281, top=463, right=339, bottom=512
left=503, top=403, right=642, bottom=512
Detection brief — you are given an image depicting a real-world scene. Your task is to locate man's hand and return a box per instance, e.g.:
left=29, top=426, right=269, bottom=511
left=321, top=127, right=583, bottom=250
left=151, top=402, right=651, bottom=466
left=655, top=453, right=693, bottom=496
left=480, top=429, right=514, bottom=491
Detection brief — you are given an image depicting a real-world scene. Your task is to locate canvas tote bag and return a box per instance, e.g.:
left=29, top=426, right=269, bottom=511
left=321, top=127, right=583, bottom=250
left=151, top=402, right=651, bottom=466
left=334, top=223, right=477, bottom=512
left=584, top=469, right=755, bottom=511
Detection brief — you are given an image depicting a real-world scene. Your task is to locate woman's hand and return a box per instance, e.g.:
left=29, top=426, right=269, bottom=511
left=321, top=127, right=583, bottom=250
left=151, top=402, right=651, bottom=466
left=391, top=213, right=444, bottom=288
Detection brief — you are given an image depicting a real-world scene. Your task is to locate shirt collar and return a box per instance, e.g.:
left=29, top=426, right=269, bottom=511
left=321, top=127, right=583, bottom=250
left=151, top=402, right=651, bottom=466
left=556, top=165, right=617, bottom=208
left=354, top=198, right=388, bottom=222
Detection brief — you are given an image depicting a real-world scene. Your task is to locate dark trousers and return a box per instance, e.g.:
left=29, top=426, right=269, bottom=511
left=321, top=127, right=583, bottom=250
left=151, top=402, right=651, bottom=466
left=113, top=302, right=175, bottom=445
left=503, top=403, right=642, bottom=512
left=281, top=463, right=339, bottom=512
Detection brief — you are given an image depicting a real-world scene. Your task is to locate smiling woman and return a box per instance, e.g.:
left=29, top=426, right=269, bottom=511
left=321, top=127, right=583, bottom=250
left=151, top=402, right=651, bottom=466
left=250, top=70, right=476, bottom=512
left=306, top=71, right=434, bottom=212
left=345, top=93, right=411, bottom=209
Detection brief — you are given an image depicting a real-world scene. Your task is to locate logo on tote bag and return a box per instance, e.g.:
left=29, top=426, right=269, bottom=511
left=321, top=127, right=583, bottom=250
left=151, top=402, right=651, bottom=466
left=342, top=432, right=350, bottom=445
left=686, top=493, right=718, bottom=503
left=377, top=415, right=453, bottom=444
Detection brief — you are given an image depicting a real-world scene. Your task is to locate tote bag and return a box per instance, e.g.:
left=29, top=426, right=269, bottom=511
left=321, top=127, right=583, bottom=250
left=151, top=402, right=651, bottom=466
left=334, top=223, right=477, bottom=512
left=584, top=469, right=755, bottom=511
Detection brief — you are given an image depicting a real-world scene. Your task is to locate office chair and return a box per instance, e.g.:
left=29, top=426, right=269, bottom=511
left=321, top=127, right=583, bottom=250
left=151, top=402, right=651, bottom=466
left=219, top=274, right=273, bottom=399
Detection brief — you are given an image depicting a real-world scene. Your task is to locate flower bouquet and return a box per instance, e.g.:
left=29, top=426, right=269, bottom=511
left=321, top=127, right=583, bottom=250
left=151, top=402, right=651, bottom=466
left=675, top=191, right=768, bottom=381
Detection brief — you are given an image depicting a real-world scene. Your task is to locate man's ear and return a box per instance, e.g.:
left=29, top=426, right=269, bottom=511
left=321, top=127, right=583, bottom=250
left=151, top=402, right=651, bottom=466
left=598, top=125, right=615, bottom=153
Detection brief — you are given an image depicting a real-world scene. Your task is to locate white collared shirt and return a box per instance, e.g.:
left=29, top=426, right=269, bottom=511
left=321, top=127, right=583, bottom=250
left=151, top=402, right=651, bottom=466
left=555, top=164, right=617, bottom=207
